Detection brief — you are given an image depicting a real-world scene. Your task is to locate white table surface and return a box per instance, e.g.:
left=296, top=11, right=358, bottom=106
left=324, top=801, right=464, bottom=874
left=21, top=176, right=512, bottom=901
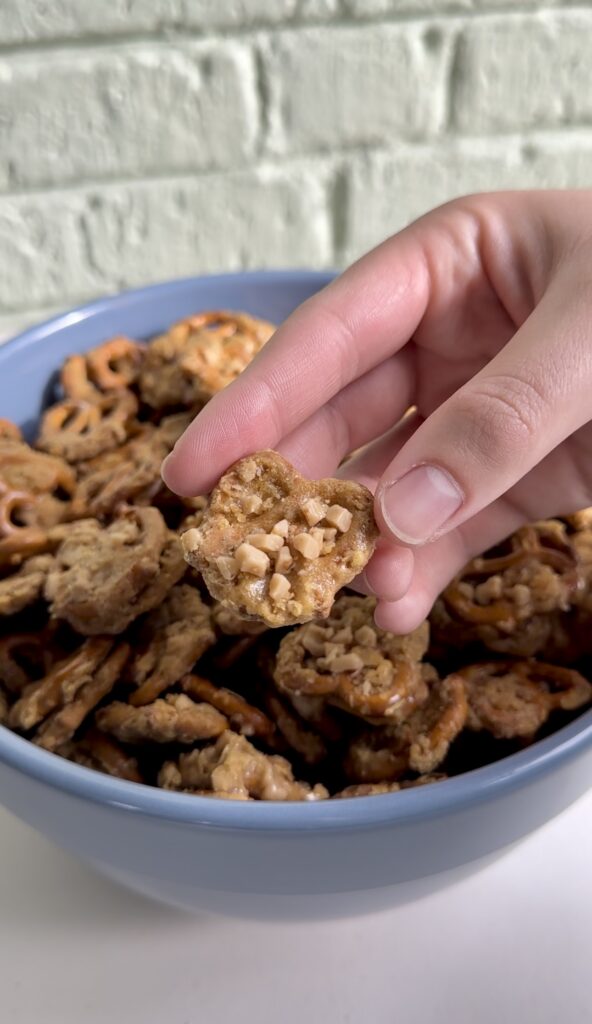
left=1, top=794, right=591, bottom=1024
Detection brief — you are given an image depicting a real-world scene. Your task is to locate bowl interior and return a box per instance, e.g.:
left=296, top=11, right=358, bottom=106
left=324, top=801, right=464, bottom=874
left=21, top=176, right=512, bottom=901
left=1, top=269, right=592, bottom=832
left=0, top=270, right=335, bottom=437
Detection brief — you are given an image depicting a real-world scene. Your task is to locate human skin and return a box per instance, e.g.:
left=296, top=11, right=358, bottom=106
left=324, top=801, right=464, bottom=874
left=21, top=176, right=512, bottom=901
left=162, top=191, right=592, bottom=634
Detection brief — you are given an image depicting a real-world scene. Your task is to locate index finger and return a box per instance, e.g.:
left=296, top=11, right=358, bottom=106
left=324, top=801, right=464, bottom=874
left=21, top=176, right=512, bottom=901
left=162, top=228, right=429, bottom=496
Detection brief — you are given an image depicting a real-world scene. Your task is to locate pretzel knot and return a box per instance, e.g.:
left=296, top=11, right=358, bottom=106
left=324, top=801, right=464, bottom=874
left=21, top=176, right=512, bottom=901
left=37, top=391, right=138, bottom=462
left=0, top=634, right=54, bottom=694
left=0, top=419, right=22, bottom=441
left=458, top=659, right=592, bottom=739
left=443, top=522, right=581, bottom=627
left=0, top=483, right=38, bottom=536
left=61, top=337, right=145, bottom=400
left=0, top=483, right=49, bottom=565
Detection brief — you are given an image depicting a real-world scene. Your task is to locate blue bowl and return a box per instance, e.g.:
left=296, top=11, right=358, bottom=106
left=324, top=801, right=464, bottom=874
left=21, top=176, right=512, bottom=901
left=1, top=271, right=591, bottom=920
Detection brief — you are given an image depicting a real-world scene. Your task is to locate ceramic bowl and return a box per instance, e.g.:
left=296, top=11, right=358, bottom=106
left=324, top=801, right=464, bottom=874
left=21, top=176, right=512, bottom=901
left=1, top=271, right=591, bottom=920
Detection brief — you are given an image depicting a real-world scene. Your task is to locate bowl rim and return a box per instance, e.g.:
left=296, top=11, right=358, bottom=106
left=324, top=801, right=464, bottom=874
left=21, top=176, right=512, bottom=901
left=1, top=271, right=591, bottom=833
left=2, top=713, right=592, bottom=831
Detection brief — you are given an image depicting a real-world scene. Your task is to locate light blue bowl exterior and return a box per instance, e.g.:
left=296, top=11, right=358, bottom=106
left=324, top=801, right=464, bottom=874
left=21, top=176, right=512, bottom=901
left=1, top=270, right=591, bottom=920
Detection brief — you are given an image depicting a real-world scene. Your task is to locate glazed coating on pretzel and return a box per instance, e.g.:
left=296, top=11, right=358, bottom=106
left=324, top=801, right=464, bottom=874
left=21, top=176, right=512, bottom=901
left=127, top=585, right=216, bottom=706
left=158, top=730, right=328, bottom=801
left=0, top=440, right=76, bottom=567
left=343, top=673, right=467, bottom=782
left=458, top=660, right=592, bottom=739
left=0, top=555, right=54, bottom=616
left=431, top=520, right=584, bottom=657
left=44, top=507, right=185, bottom=635
left=37, top=391, right=138, bottom=463
left=181, top=674, right=275, bottom=740
left=61, top=728, right=143, bottom=784
left=0, top=631, right=57, bottom=693
left=61, top=337, right=145, bottom=401
left=96, top=693, right=228, bottom=745
left=274, top=595, right=429, bottom=721
left=181, top=450, right=378, bottom=627
left=74, top=412, right=193, bottom=519
left=139, top=311, right=275, bottom=409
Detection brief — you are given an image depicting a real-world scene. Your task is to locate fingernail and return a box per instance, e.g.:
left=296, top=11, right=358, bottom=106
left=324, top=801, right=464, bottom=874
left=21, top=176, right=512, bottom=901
left=160, top=451, right=175, bottom=483
left=379, top=465, right=463, bottom=544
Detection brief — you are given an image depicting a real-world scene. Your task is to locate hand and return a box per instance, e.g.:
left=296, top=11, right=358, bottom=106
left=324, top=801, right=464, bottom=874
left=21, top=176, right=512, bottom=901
left=162, top=190, right=592, bottom=633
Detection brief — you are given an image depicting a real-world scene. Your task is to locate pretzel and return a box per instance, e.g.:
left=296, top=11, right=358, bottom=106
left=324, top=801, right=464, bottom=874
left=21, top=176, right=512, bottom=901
left=0, top=522, right=69, bottom=569
left=96, top=693, right=228, bottom=745
left=61, top=337, right=145, bottom=401
left=0, top=483, right=66, bottom=567
left=128, top=586, right=216, bottom=706
left=181, top=674, right=275, bottom=740
left=181, top=450, right=378, bottom=627
left=0, top=555, right=54, bottom=616
left=0, top=418, right=22, bottom=441
left=139, top=310, right=275, bottom=409
left=458, top=659, right=592, bottom=739
left=75, top=413, right=192, bottom=519
left=73, top=430, right=161, bottom=518
left=37, top=391, right=138, bottom=462
left=274, top=595, right=430, bottom=721
left=0, top=630, right=58, bottom=694
left=344, top=730, right=411, bottom=785
left=35, top=643, right=130, bottom=751
left=262, top=690, right=328, bottom=765
left=8, top=638, right=115, bottom=732
left=62, top=727, right=143, bottom=783
left=44, top=508, right=185, bottom=634
left=335, top=775, right=447, bottom=799
left=432, top=520, right=584, bottom=656
left=157, top=730, right=328, bottom=801
left=396, top=673, right=468, bottom=774
left=0, top=439, right=76, bottom=534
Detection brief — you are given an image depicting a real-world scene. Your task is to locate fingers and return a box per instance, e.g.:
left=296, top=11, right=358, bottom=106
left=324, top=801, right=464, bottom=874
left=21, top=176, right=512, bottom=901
left=276, top=350, right=415, bottom=479
left=162, top=229, right=430, bottom=496
left=374, top=272, right=592, bottom=547
left=372, top=498, right=523, bottom=633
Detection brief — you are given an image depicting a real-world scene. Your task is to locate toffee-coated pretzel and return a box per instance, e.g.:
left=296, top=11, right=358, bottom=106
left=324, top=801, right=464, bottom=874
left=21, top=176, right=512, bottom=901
left=443, top=521, right=582, bottom=627
left=181, top=674, right=275, bottom=741
left=458, top=659, right=592, bottom=739
left=61, top=337, right=144, bottom=400
left=37, top=391, right=138, bottom=462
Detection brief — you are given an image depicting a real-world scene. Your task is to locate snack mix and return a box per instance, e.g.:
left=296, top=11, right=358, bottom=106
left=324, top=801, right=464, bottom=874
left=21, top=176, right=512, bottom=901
left=1, top=309, right=591, bottom=801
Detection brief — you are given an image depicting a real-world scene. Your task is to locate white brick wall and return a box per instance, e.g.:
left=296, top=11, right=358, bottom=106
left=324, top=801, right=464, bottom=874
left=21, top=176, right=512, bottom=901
left=1, top=1, right=592, bottom=333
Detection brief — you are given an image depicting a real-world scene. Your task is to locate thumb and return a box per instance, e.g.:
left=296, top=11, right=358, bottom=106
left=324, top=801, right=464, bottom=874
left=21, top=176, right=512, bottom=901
left=374, top=278, right=592, bottom=546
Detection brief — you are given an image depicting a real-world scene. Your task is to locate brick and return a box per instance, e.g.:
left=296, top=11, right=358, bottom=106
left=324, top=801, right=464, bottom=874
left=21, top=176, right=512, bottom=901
left=183, top=0, right=340, bottom=30
left=264, top=23, right=453, bottom=155
left=343, top=0, right=470, bottom=13
left=343, top=1, right=561, bottom=13
left=0, top=0, right=183, bottom=44
left=452, top=13, right=592, bottom=133
left=0, top=165, right=331, bottom=313
left=182, top=1, right=298, bottom=30
left=342, top=138, right=592, bottom=262
left=0, top=192, right=98, bottom=312
left=0, top=42, right=258, bottom=190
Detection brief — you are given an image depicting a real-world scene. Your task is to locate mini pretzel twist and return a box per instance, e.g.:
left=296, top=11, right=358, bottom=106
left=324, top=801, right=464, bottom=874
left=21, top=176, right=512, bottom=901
left=86, top=337, right=145, bottom=391
left=443, top=522, right=581, bottom=626
left=61, top=337, right=145, bottom=400
left=37, top=391, right=138, bottom=462
left=181, top=674, right=275, bottom=740
left=0, top=418, right=22, bottom=441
